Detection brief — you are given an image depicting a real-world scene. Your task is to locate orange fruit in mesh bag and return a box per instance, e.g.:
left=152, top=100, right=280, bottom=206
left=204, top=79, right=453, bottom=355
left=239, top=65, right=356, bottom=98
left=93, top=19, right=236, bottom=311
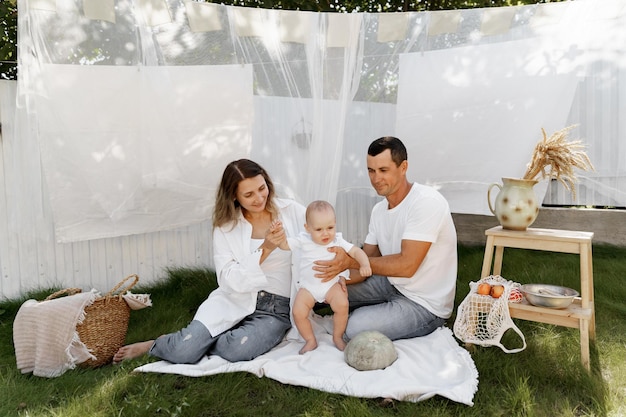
left=477, top=283, right=492, bottom=295
left=490, top=284, right=505, bottom=298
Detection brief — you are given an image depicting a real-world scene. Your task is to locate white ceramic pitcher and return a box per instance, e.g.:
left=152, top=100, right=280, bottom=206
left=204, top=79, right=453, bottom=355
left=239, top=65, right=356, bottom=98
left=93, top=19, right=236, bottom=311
left=487, top=177, right=539, bottom=230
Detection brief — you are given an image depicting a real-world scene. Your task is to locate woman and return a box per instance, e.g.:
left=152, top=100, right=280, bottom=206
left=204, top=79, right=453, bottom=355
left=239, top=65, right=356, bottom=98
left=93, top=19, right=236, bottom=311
left=113, top=159, right=306, bottom=364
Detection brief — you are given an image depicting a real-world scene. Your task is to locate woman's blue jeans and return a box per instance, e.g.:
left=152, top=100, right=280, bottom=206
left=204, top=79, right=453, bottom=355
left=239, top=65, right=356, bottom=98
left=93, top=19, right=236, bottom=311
left=150, top=291, right=291, bottom=364
left=345, top=275, right=445, bottom=341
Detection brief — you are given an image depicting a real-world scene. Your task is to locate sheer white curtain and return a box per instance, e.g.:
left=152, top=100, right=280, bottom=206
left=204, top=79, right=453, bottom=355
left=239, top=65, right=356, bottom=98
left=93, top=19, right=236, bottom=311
left=16, top=0, right=626, bottom=244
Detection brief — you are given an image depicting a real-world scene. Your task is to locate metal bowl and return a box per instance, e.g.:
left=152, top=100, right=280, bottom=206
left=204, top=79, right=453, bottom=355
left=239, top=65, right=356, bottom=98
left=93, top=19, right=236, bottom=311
left=520, top=284, right=579, bottom=309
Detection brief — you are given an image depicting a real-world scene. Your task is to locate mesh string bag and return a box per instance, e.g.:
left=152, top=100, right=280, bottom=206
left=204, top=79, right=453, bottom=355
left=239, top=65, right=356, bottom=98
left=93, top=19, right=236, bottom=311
left=453, top=275, right=526, bottom=353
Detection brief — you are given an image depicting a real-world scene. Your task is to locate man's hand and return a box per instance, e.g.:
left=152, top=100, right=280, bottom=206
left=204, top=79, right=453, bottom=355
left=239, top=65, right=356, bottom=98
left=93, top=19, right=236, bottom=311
left=313, top=246, right=354, bottom=282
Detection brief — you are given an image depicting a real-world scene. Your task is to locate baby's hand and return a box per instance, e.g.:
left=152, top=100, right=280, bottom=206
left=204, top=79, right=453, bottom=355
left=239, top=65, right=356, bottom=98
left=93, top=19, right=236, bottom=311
left=269, top=219, right=283, bottom=233
left=359, top=266, right=372, bottom=278
left=263, top=220, right=287, bottom=251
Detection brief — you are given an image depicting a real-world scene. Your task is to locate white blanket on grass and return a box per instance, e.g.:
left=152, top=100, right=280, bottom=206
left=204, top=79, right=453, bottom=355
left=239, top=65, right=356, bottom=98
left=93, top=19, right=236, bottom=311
left=134, top=317, right=478, bottom=406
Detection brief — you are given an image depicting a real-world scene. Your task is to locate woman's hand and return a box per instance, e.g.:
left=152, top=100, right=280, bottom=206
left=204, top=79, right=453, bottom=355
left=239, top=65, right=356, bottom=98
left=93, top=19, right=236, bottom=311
left=263, top=220, right=287, bottom=252
left=313, top=247, right=354, bottom=282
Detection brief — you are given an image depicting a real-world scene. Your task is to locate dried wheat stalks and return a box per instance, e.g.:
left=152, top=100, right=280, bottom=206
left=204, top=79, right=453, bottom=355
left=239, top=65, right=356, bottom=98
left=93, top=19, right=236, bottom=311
left=522, top=125, right=595, bottom=200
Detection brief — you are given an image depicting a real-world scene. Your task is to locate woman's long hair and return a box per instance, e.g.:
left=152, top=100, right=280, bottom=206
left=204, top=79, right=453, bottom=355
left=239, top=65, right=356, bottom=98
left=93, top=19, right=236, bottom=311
left=212, top=159, right=278, bottom=229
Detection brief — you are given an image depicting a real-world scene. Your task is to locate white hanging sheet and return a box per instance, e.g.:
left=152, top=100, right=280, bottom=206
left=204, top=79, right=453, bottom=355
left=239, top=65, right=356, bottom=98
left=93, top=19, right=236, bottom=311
left=35, top=64, right=252, bottom=242
left=396, top=38, right=579, bottom=215
left=15, top=0, right=626, bottom=242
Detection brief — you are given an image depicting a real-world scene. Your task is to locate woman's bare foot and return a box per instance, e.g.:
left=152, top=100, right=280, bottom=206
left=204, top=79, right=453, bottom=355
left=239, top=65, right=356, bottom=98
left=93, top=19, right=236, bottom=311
left=334, top=337, right=347, bottom=352
left=113, top=340, right=154, bottom=363
left=299, top=339, right=318, bottom=355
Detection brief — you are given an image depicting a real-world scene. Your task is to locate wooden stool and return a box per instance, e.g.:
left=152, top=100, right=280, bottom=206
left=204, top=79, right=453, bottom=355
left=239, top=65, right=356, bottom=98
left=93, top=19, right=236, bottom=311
left=481, top=226, right=595, bottom=370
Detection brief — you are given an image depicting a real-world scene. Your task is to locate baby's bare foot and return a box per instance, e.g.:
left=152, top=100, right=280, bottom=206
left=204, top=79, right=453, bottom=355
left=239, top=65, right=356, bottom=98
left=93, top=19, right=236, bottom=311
left=113, top=340, right=154, bottom=363
left=334, top=337, right=347, bottom=352
left=299, top=339, right=318, bottom=355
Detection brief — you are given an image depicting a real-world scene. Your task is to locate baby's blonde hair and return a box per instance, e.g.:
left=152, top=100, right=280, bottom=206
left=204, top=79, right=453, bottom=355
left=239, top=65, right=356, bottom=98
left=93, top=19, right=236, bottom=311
left=305, top=200, right=335, bottom=224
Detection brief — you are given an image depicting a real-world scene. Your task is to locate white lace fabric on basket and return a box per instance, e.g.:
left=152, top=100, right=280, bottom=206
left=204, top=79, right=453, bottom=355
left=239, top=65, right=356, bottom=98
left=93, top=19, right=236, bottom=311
left=453, top=275, right=526, bottom=353
left=122, top=292, right=152, bottom=310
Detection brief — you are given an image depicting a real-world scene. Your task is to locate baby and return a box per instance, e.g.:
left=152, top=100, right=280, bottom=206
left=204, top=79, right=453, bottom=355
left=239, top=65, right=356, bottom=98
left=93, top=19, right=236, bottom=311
left=278, top=200, right=371, bottom=354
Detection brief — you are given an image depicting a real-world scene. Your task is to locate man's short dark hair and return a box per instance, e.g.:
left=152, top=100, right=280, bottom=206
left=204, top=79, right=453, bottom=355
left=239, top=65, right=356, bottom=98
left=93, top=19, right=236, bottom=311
left=368, top=136, right=407, bottom=167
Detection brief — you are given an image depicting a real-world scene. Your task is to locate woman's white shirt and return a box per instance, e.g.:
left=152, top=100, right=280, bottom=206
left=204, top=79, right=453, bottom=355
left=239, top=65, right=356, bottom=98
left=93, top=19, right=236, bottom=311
left=193, top=198, right=306, bottom=336
left=249, top=238, right=291, bottom=297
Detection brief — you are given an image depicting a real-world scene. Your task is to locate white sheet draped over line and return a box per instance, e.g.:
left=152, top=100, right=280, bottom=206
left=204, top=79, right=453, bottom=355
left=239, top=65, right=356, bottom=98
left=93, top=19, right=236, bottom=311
left=15, top=0, right=626, bottom=243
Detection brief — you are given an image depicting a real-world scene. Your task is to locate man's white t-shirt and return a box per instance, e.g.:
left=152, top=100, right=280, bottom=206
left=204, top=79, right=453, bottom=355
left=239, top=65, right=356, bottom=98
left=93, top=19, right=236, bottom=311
left=364, top=183, right=457, bottom=318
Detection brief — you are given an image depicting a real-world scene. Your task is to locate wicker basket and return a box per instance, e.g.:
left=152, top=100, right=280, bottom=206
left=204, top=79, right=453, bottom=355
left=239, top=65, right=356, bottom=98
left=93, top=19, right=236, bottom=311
left=46, top=274, right=139, bottom=368
left=78, top=274, right=139, bottom=368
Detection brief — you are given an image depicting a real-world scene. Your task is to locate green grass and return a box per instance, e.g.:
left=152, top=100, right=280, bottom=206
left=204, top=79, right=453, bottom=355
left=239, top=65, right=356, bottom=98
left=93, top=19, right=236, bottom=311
left=1, top=244, right=625, bottom=416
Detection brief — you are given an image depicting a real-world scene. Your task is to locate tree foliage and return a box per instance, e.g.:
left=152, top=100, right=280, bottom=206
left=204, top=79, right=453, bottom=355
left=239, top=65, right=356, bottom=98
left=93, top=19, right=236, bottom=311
left=0, top=0, right=18, bottom=80
left=211, top=0, right=558, bottom=12
left=0, top=0, right=559, bottom=80
left=210, top=0, right=555, bottom=12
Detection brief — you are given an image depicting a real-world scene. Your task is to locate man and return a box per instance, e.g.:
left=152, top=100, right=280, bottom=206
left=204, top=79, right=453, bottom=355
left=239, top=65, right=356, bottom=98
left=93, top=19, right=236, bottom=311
left=314, top=136, right=457, bottom=340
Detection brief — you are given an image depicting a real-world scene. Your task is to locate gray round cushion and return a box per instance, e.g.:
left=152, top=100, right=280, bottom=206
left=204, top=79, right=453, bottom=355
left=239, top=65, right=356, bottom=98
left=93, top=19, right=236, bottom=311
left=344, top=331, right=398, bottom=371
